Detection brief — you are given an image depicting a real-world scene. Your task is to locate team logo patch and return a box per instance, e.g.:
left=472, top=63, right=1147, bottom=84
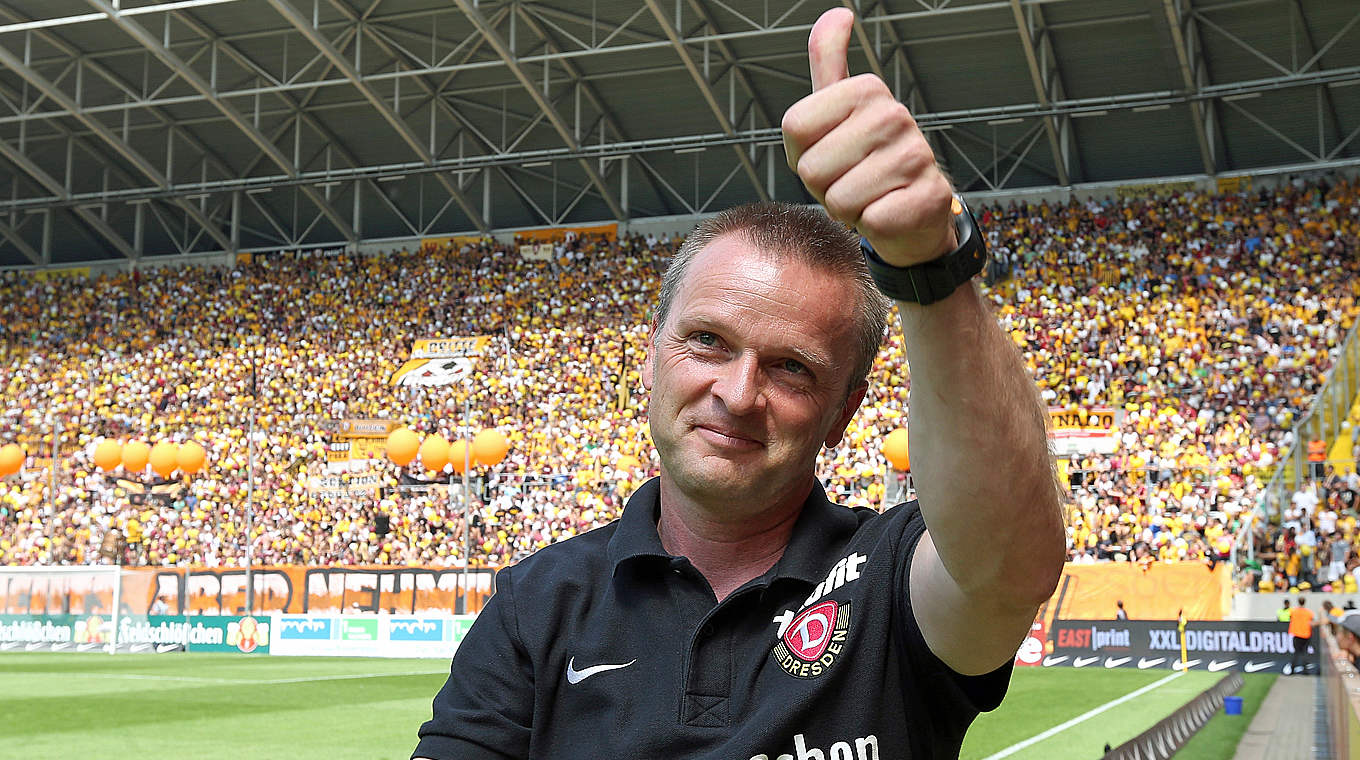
left=771, top=600, right=851, bottom=678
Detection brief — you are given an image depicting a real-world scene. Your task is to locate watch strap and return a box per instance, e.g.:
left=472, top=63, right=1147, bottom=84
left=860, top=194, right=988, bottom=306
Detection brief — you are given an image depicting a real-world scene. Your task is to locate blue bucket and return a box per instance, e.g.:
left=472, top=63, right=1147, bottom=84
left=1224, top=696, right=1244, bottom=716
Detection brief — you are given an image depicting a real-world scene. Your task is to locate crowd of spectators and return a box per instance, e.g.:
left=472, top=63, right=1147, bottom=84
left=0, top=173, right=1357, bottom=578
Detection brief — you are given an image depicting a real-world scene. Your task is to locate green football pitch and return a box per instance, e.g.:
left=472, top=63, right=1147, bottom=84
left=960, top=667, right=1276, bottom=760
left=0, top=653, right=1274, bottom=760
left=0, top=653, right=449, bottom=760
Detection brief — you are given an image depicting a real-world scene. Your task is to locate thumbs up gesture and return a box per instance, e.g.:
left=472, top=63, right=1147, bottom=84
left=782, top=8, right=955, bottom=268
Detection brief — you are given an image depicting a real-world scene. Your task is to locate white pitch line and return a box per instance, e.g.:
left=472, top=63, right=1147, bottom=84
left=981, top=670, right=1184, bottom=760
left=14, top=670, right=447, bottom=685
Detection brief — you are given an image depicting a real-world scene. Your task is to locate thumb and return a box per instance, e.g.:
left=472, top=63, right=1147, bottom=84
left=808, top=7, right=854, bottom=91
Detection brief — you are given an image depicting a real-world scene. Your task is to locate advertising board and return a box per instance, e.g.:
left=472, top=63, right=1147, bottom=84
left=270, top=613, right=474, bottom=658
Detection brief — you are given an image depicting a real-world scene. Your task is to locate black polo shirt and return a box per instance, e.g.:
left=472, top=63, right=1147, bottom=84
left=415, top=477, right=1010, bottom=760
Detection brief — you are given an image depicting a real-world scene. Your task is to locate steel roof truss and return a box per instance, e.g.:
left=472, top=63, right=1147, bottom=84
left=94, top=1, right=358, bottom=244
left=0, top=217, right=40, bottom=264
left=1009, top=0, right=1071, bottom=186
left=264, top=0, right=489, bottom=232
left=0, top=132, right=137, bottom=258
left=699, top=160, right=745, bottom=214
left=1161, top=0, right=1218, bottom=175
left=1330, top=122, right=1360, bottom=161
left=686, top=0, right=777, bottom=133
left=634, top=155, right=698, bottom=215
left=1286, top=0, right=1346, bottom=159
left=495, top=168, right=554, bottom=226
left=452, top=0, right=627, bottom=220
left=642, top=0, right=768, bottom=202
left=0, top=44, right=234, bottom=251
left=1225, top=100, right=1320, bottom=162
left=513, top=5, right=675, bottom=218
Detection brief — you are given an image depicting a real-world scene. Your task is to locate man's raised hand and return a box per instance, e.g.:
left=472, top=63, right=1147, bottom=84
left=782, top=8, right=956, bottom=268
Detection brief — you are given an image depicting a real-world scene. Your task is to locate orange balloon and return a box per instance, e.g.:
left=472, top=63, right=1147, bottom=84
left=386, top=427, right=420, bottom=467
left=472, top=429, right=509, bottom=467
left=0, top=444, right=24, bottom=476
left=883, top=428, right=910, bottom=471
left=122, top=440, right=151, bottom=472
left=149, top=442, right=179, bottom=478
left=177, top=441, right=207, bottom=474
left=93, top=440, right=123, bottom=472
left=420, top=434, right=450, bottom=473
left=450, top=440, right=471, bottom=474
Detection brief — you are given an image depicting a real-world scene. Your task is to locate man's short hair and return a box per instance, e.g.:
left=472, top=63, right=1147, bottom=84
left=654, top=202, right=891, bottom=392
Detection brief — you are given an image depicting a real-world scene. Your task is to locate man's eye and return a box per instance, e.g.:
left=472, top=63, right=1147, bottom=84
left=694, top=332, right=718, bottom=346
left=781, top=359, right=807, bottom=375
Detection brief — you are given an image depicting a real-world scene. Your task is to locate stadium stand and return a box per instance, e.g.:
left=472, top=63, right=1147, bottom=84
left=1, top=175, right=1357, bottom=579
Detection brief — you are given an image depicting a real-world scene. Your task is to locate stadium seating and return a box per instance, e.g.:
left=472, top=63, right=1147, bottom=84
left=1, top=175, right=1357, bottom=577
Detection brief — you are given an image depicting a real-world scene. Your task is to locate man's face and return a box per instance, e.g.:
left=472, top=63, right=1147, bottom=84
left=1339, top=627, right=1360, bottom=659
left=642, top=233, right=867, bottom=515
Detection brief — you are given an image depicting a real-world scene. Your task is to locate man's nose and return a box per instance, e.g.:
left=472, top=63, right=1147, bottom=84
left=712, top=353, right=764, bottom=416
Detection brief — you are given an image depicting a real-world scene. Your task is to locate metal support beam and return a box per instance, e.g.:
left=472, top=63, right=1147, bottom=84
left=686, top=0, right=778, bottom=129
left=0, top=218, right=40, bottom=264
left=515, top=5, right=676, bottom=213
left=0, top=4, right=303, bottom=256
left=1160, top=0, right=1217, bottom=175
left=90, top=0, right=357, bottom=243
left=0, top=40, right=232, bottom=253
left=1286, top=0, right=1345, bottom=158
left=451, top=0, right=628, bottom=220
left=263, top=0, right=489, bottom=232
left=0, top=135, right=137, bottom=258
left=1009, top=0, right=1071, bottom=186
left=642, top=0, right=768, bottom=203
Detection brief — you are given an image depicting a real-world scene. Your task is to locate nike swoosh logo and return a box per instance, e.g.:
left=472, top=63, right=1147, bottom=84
left=1073, top=656, right=1099, bottom=668
left=1172, top=659, right=1201, bottom=671
left=1138, top=657, right=1166, bottom=669
left=1208, top=659, right=1237, bottom=672
left=156, top=644, right=181, bottom=654
left=1104, top=657, right=1131, bottom=668
left=1042, top=655, right=1069, bottom=667
left=566, top=657, right=636, bottom=684
left=1245, top=661, right=1274, bottom=673
left=77, top=642, right=100, bottom=652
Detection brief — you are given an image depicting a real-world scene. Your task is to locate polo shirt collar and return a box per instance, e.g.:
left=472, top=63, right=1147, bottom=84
left=607, top=477, right=669, bottom=570
left=607, top=477, right=861, bottom=586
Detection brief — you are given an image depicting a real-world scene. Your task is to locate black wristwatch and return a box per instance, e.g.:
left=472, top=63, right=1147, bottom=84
left=860, top=194, right=988, bottom=305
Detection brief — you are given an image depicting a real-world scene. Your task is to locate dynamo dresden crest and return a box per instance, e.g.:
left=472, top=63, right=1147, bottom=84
left=772, top=600, right=851, bottom=678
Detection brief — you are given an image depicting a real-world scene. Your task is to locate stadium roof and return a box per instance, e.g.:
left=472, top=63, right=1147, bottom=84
left=0, top=0, right=1357, bottom=267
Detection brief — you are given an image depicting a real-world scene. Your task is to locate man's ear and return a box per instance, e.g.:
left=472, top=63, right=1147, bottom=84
left=824, top=383, right=868, bottom=448
left=640, top=319, right=658, bottom=391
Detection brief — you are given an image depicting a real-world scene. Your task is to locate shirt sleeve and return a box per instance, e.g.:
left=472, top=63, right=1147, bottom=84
left=413, top=567, right=534, bottom=760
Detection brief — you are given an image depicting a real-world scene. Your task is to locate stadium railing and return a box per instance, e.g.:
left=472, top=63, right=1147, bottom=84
left=1262, top=317, right=1360, bottom=507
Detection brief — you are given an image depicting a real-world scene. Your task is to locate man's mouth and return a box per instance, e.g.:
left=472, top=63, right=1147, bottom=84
left=693, top=423, right=764, bottom=451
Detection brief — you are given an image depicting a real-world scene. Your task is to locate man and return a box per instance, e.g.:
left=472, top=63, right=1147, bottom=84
left=1335, top=613, right=1360, bottom=669
left=1287, top=596, right=1315, bottom=675
left=413, top=9, right=1063, bottom=759
left=1276, top=597, right=1291, bottom=623
left=1115, top=600, right=1129, bottom=620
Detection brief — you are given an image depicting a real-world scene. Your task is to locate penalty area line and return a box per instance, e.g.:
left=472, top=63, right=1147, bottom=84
left=980, top=670, right=1184, bottom=760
